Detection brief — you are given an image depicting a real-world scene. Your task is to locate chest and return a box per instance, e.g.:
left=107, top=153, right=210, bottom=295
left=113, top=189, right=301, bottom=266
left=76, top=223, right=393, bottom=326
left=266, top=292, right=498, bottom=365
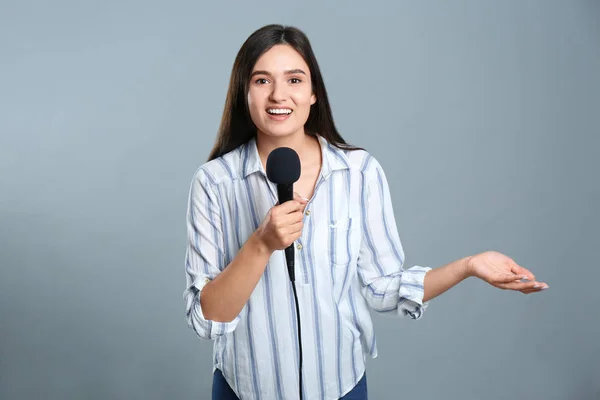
left=293, top=163, right=321, bottom=201
left=221, top=170, right=363, bottom=274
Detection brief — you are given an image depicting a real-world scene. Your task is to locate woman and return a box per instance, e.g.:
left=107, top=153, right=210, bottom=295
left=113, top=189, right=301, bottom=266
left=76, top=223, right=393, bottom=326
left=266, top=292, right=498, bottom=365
left=183, top=24, right=548, bottom=400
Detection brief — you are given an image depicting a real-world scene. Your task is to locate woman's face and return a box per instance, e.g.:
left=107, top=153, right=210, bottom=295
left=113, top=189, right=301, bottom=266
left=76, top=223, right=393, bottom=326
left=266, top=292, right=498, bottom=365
left=247, top=44, right=316, bottom=140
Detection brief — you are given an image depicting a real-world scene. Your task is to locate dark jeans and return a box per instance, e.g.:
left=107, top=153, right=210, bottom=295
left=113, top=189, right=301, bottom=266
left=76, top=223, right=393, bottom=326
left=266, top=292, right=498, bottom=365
left=212, top=368, right=368, bottom=400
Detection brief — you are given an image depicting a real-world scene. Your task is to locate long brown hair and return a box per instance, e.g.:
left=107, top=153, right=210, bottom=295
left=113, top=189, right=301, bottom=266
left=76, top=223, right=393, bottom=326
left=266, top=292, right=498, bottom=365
left=207, top=24, right=363, bottom=161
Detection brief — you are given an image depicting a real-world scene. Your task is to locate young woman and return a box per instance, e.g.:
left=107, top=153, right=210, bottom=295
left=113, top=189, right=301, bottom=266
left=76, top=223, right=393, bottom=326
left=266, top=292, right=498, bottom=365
left=183, top=24, right=548, bottom=400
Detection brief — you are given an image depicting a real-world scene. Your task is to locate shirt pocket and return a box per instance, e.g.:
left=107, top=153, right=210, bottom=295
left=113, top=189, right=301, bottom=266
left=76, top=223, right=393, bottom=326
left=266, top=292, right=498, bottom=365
left=327, top=217, right=360, bottom=267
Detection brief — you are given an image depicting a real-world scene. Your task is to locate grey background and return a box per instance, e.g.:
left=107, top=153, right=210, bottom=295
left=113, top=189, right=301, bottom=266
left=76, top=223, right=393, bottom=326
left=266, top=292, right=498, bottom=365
left=1, top=1, right=598, bottom=399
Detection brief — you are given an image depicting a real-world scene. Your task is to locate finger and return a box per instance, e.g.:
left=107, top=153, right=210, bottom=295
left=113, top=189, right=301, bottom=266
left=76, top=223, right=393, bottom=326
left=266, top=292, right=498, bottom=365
left=510, top=260, right=535, bottom=281
left=497, top=280, right=541, bottom=291
left=277, top=200, right=305, bottom=214
left=510, top=281, right=549, bottom=291
left=495, top=273, right=522, bottom=284
left=289, top=220, right=304, bottom=234
left=293, top=192, right=309, bottom=204
left=521, top=287, right=544, bottom=295
left=280, top=210, right=305, bottom=226
left=521, top=284, right=550, bottom=294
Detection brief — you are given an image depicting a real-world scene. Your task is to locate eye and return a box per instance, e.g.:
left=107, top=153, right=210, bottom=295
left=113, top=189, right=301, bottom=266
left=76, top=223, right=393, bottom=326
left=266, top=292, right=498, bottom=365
left=255, top=78, right=269, bottom=84
left=290, top=78, right=302, bottom=84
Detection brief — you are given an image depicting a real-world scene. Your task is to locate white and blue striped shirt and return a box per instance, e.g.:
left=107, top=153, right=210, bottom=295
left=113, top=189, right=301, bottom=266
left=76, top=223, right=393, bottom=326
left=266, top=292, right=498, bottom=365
left=183, top=134, right=431, bottom=400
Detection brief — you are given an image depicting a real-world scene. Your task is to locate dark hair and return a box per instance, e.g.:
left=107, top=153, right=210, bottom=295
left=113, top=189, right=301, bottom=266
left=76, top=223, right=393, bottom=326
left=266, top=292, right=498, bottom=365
left=207, top=24, right=363, bottom=161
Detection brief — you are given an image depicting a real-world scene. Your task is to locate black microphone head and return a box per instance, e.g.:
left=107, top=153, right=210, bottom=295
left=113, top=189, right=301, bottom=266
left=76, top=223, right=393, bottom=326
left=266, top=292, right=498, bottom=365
left=266, top=147, right=301, bottom=185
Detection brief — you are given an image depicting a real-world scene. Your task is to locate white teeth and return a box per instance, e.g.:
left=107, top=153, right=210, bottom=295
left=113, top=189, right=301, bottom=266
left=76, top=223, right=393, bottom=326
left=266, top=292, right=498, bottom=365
left=267, top=109, right=292, bottom=115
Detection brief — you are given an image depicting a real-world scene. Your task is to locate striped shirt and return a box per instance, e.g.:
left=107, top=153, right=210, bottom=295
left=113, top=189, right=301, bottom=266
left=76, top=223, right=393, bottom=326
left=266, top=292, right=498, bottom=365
left=183, top=134, right=431, bottom=400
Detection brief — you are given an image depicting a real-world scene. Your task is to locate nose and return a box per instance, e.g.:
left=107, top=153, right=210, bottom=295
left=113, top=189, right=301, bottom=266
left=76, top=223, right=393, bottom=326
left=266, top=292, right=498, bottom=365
left=269, top=81, right=287, bottom=102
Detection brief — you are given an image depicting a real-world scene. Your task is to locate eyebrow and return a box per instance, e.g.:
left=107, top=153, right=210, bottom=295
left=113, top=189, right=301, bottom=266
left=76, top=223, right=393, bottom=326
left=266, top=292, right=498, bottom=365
left=250, top=69, right=307, bottom=77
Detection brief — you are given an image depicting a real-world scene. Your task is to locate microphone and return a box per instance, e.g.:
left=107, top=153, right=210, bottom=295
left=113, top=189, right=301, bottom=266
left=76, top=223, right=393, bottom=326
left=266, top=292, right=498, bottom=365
left=266, top=147, right=301, bottom=282
left=266, top=146, right=304, bottom=400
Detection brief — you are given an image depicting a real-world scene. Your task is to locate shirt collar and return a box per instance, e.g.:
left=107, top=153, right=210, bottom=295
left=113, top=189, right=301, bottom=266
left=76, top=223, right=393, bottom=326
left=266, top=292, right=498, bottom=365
left=242, top=134, right=350, bottom=179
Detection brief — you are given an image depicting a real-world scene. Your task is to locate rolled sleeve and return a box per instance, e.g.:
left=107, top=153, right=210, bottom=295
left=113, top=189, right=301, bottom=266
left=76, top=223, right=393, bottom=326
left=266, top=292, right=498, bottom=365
left=183, top=168, right=239, bottom=339
left=397, top=265, right=431, bottom=319
left=357, top=155, right=431, bottom=320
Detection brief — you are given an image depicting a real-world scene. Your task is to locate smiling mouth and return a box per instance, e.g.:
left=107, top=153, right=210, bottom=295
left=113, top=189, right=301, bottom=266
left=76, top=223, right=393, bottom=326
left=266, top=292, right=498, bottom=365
left=266, top=109, right=293, bottom=115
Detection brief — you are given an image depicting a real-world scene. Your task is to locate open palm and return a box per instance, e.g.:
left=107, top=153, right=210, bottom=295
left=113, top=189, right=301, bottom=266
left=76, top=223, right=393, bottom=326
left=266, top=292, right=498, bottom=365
left=467, top=251, right=548, bottom=294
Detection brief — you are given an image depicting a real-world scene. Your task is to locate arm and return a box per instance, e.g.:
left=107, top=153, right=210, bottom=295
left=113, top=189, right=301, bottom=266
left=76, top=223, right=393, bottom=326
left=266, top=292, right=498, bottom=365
left=200, top=232, right=271, bottom=323
left=422, top=250, right=549, bottom=301
left=356, top=156, right=431, bottom=320
left=184, top=170, right=306, bottom=339
left=199, top=195, right=306, bottom=323
left=422, top=256, right=471, bottom=303
left=184, top=170, right=267, bottom=339
left=355, top=157, right=548, bottom=314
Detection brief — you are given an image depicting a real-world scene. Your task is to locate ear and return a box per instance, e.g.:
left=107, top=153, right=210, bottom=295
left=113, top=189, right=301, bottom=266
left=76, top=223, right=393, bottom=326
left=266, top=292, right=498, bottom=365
left=310, top=93, right=317, bottom=105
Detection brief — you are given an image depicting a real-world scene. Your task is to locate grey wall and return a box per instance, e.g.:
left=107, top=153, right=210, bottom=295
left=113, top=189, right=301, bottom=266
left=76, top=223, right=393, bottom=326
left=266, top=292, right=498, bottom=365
left=1, top=1, right=598, bottom=399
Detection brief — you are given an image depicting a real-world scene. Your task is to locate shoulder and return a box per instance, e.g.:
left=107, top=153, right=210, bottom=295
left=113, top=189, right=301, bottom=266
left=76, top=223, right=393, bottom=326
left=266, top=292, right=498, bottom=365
left=338, top=146, right=385, bottom=177
left=190, top=145, right=246, bottom=190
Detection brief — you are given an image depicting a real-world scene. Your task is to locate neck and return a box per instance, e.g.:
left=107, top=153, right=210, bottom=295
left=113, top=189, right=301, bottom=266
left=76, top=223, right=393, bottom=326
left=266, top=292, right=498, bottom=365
left=256, top=131, right=315, bottom=167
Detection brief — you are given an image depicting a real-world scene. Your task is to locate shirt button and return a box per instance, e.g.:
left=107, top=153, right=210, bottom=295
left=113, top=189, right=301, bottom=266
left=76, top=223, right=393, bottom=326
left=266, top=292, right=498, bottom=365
left=297, top=243, right=303, bottom=250
left=305, top=210, right=311, bottom=216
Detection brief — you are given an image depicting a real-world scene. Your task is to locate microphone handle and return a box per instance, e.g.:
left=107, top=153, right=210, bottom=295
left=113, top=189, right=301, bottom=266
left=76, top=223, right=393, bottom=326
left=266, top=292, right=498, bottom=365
left=285, top=246, right=295, bottom=281
left=275, top=181, right=303, bottom=400
left=277, top=184, right=296, bottom=282
left=276, top=183, right=294, bottom=203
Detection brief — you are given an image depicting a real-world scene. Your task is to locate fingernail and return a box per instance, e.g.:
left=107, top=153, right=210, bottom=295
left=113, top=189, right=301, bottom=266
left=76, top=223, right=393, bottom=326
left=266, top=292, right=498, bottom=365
left=533, top=285, right=540, bottom=288
left=541, top=286, right=549, bottom=290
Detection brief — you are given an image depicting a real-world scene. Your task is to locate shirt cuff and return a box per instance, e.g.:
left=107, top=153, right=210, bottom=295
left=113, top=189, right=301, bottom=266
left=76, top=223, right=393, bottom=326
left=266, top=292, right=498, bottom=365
left=185, top=275, right=240, bottom=339
left=398, top=266, right=431, bottom=320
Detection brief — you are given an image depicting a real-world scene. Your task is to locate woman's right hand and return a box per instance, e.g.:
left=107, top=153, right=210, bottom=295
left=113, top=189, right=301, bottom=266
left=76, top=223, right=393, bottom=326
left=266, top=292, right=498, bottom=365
left=255, top=193, right=308, bottom=253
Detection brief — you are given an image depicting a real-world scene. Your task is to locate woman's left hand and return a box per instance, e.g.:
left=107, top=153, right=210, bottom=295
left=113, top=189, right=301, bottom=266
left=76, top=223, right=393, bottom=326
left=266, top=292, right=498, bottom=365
left=466, top=251, right=549, bottom=294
